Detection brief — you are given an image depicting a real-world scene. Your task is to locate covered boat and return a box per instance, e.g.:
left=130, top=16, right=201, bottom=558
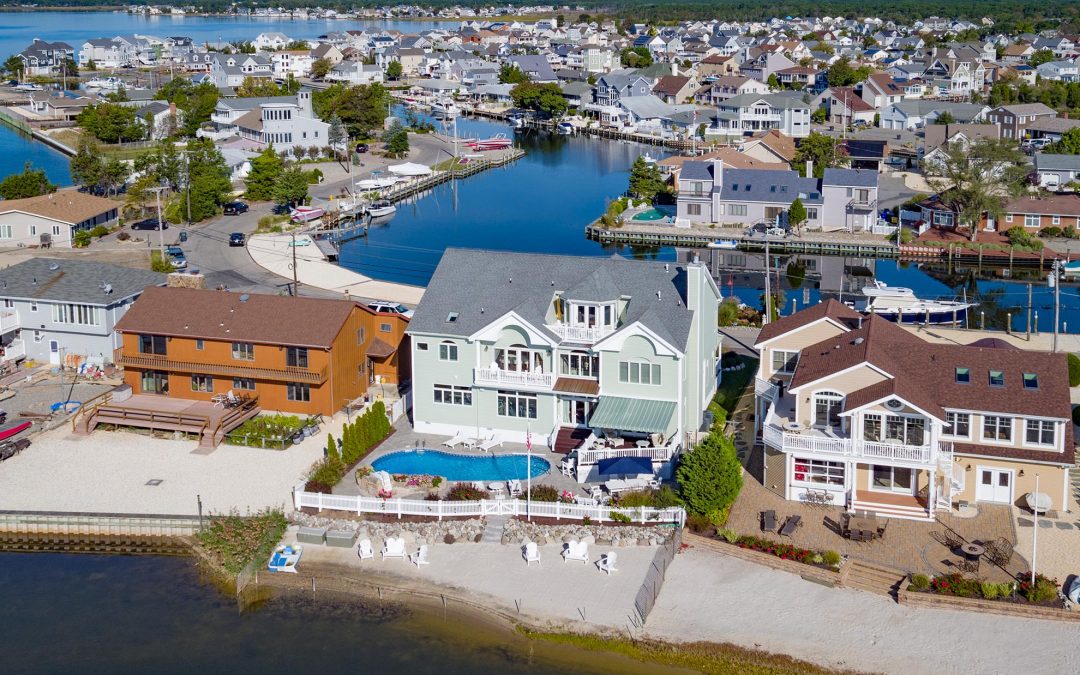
left=267, top=544, right=302, bottom=573
left=290, top=206, right=324, bottom=223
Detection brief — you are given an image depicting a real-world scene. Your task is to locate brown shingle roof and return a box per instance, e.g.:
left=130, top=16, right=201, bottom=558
left=750, top=129, right=797, bottom=161
left=233, top=108, right=263, bottom=131
left=1002, top=194, right=1080, bottom=217
left=0, top=189, right=120, bottom=225
left=652, top=75, right=691, bottom=97
left=115, top=286, right=356, bottom=348
left=366, top=336, right=397, bottom=359
left=755, top=299, right=861, bottom=345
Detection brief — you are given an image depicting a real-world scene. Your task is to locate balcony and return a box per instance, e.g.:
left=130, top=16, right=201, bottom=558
left=209, top=112, right=237, bottom=125
left=754, top=377, right=778, bottom=402
left=2, top=338, right=25, bottom=362
left=0, top=311, right=20, bottom=335
left=546, top=323, right=614, bottom=344
left=473, top=367, right=554, bottom=390
left=849, top=199, right=876, bottom=211
left=763, top=418, right=947, bottom=465
left=114, top=350, right=327, bottom=385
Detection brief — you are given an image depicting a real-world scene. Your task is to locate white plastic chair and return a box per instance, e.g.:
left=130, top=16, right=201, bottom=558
left=523, top=541, right=541, bottom=566
left=381, top=537, right=406, bottom=559
left=597, top=551, right=618, bottom=575
left=357, top=538, right=374, bottom=561
left=562, top=540, right=589, bottom=564
left=560, top=459, right=575, bottom=478
left=508, top=479, right=523, bottom=497
left=410, top=544, right=430, bottom=567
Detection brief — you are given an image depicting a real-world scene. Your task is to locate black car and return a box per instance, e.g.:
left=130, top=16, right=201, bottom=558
left=355, top=143, right=369, bottom=154
left=229, top=232, right=246, bottom=247
left=223, top=201, right=249, bottom=215
left=272, top=203, right=292, bottom=215
left=131, top=218, right=166, bottom=231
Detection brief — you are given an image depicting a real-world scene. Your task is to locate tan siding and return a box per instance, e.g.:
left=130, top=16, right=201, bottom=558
left=760, top=320, right=849, bottom=379
left=793, top=365, right=889, bottom=423
left=952, top=456, right=1067, bottom=510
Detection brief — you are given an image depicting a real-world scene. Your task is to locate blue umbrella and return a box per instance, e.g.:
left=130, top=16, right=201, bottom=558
left=596, top=456, right=653, bottom=476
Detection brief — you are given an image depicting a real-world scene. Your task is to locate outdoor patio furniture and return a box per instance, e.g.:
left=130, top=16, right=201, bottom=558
left=508, top=479, right=523, bottom=497
left=479, top=432, right=503, bottom=451
left=560, top=459, right=576, bottom=478
left=488, top=482, right=504, bottom=496
left=357, top=539, right=374, bottom=561
left=876, top=520, right=889, bottom=539
left=845, top=514, right=878, bottom=541
left=597, top=552, right=618, bottom=575
left=956, top=557, right=980, bottom=575
left=562, top=540, right=589, bottom=564
left=779, top=515, right=802, bottom=537
left=442, top=431, right=470, bottom=448
left=523, top=541, right=541, bottom=566
left=410, top=545, right=431, bottom=567
left=296, top=527, right=327, bottom=545
left=210, top=393, right=229, bottom=409
left=462, top=438, right=478, bottom=450
left=761, top=510, right=776, bottom=533
left=985, top=538, right=1014, bottom=567
left=961, top=542, right=985, bottom=560
left=381, top=537, right=406, bottom=560
left=589, top=485, right=604, bottom=500
left=635, top=440, right=650, bottom=449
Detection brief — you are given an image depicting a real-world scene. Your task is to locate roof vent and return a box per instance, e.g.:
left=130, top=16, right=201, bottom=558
left=853, top=337, right=864, bottom=345
left=102, top=283, right=112, bottom=294
left=48, top=263, right=59, bottom=271
left=656, top=290, right=662, bottom=301
left=508, top=276, right=512, bottom=284
left=239, top=294, right=250, bottom=302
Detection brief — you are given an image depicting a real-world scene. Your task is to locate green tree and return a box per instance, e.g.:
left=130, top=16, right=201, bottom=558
left=926, top=138, right=1029, bottom=242
left=385, top=59, right=403, bottom=80
left=244, top=147, right=284, bottom=201
left=3, top=55, right=23, bottom=80
left=826, top=56, right=872, bottom=87
left=184, top=139, right=232, bottom=221
left=311, top=57, right=333, bottom=79
left=236, top=41, right=256, bottom=54
left=271, top=164, right=310, bottom=207
left=1068, top=353, right=1080, bottom=387
left=628, top=155, right=665, bottom=201
left=156, top=79, right=219, bottom=137
left=794, top=132, right=845, bottom=178
left=620, top=46, right=653, bottom=68
left=236, top=76, right=284, bottom=98
left=767, top=73, right=779, bottom=89
left=0, top=162, right=56, bottom=200
left=788, top=197, right=807, bottom=236
left=382, top=121, right=409, bottom=158
left=70, top=135, right=106, bottom=190
left=77, top=102, right=145, bottom=143
left=676, top=431, right=743, bottom=516
left=510, top=82, right=568, bottom=119
left=1029, top=49, right=1054, bottom=67
left=327, top=114, right=347, bottom=164
left=498, top=62, right=529, bottom=84
left=933, top=110, right=957, bottom=125
left=314, top=83, right=390, bottom=138
left=1048, top=128, right=1080, bottom=154
left=85, top=59, right=97, bottom=71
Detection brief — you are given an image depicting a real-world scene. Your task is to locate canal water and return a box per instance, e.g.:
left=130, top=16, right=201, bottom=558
left=0, top=552, right=675, bottom=675
left=0, top=123, right=72, bottom=186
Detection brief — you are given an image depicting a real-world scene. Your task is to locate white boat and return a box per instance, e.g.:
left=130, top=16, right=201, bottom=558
left=706, top=239, right=739, bottom=250
left=507, top=113, right=526, bottom=130
left=641, top=153, right=657, bottom=165
left=355, top=175, right=398, bottom=190
left=1061, top=259, right=1080, bottom=278
left=850, top=280, right=975, bottom=324
left=430, top=98, right=458, bottom=118
left=462, top=134, right=512, bottom=151
left=366, top=199, right=396, bottom=218
left=556, top=122, right=574, bottom=135
left=84, top=76, right=123, bottom=91
left=290, top=206, right=324, bottom=223
left=267, top=544, right=302, bottom=573
left=13, top=83, right=44, bottom=91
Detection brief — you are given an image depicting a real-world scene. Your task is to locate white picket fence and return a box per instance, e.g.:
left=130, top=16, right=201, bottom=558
left=293, top=488, right=686, bottom=526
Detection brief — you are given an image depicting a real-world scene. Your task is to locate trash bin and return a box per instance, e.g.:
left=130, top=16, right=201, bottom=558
left=179, top=230, right=188, bottom=243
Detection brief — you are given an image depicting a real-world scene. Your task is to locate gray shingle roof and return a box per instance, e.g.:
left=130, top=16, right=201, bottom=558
left=680, top=161, right=713, bottom=181
left=717, top=169, right=823, bottom=204
left=822, top=168, right=878, bottom=187
left=408, top=249, right=696, bottom=352
left=1035, top=153, right=1080, bottom=172
left=0, top=258, right=165, bottom=305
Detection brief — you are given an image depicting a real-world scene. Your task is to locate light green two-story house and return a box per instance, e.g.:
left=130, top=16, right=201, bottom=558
left=407, top=249, right=721, bottom=477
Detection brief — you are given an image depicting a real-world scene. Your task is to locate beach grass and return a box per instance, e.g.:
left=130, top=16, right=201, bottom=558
left=518, top=628, right=855, bottom=674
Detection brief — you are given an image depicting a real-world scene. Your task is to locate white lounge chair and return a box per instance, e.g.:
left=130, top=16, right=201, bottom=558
left=442, top=431, right=470, bottom=449
left=357, top=538, right=374, bottom=561
left=597, top=552, right=618, bottom=575
left=523, top=541, right=541, bottom=566
left=410, top=544, right=430, bottom=567
left=562, top=540, right=589, bottom=564
left=479, top=432, right=502, bottom=451
left=381, top=537, right=406, bottom=560
left=508, top=479, right=523, bottom=497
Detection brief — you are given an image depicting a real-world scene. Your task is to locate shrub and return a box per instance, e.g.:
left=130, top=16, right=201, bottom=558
left=1039, top=226, right=1062, bottom=238
left=1068, top=353, right=1080, bottom=387
left=150, top=250, right=174, bottom=273
left=1018, top=572, right=1059, bottom=603
left=431, top=476, right=442, bottom=488
left=707, top=506, right=730, bottom=528
left=734, top=535, right=819, bottom=565
left=822, top=550, right=842, bottom=568
left=676, top=431, right=742, bottom=516
left=307, top=456, right=345, bottom=492
left=89, top=224, right=110, bottom=237
left=609, top=511, right=632, bottom=523
left=196, top=508, right=287, bottom=575
left=717, top=298, right=740, bottom=327
left=929, top=572, right=980, bottom=598
left=980, top=582, right=1000, bottom=600
left=443, top=533, right=456, bottom=544
left=1005, top=226, right=1040, bottom=251
left=425, top=492, right=441, bottom=501
left=527, top=484, right=560, bottom=502
left=1064, top=226, right=1080, bottom=239
left=228, top=414, right=305, bottom=448
left=910, top=573, right=930, bottom=590
left=447, top=484, right=487, bottom=501
left=685, top=513, right=713, bottom=534
left=582, top=516, right=592, bottom=525
left=116, top=231, right=130, bottom=241
left=717, top=528, right=738, bottom=543
left=73, top=230, right=92, bottom=248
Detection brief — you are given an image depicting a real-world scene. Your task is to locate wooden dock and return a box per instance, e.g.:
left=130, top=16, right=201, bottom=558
left=380, top=148, right=526, bottom=203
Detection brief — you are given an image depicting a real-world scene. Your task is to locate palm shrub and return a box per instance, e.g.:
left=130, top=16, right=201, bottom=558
left=676, top=431, right=743, bottom=516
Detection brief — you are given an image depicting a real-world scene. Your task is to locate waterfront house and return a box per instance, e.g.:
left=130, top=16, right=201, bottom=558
left=26, top=91, right=98, bottom=122
left=0, top=258, right=164, bottom=367
left=325, top=62, right=385, bottom=85
left=695, top=76, right=770, bottom=105
left=199, top=90, right=328, bottom=153
left=17, top=39, right=75, bottom=76
left=0, top=190, right=119, bottom=248
left=209, top=54, right=273, bottom=88
left=994, top=194, right=1080, bottom=230
left=271, top=50, right=314, bottom=79
left=407, top=249, right=721, bottom=479
left=753, top=303, right=1074, bottom=519
left=676, top=161, right=879, bottom=232
left=78, top=38, right=135, bottom=68
left=253, top=32, right=292, bottom=52
left=704, top=92, right=811, bottom=140
left=114, top=287, right=409, bottom=416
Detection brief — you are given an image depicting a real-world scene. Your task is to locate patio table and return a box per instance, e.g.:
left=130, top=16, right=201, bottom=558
left=635, top=440, right=650, bottom=449
left=961, top=543, right=985, bottom=560
left=608, top=437, right=624, bottom=448
left=846, top=515, right=878, bottom=540
left=462, top=438, right=478, bottom=450
left=488, top=482, right=504, bottom=496
left=604, top=479, right=629, bottom=494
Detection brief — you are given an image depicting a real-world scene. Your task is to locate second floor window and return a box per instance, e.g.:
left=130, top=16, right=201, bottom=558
left=983, top=415, right=1012, bottom=442
left=232, top=342, right=254, bottom=361
left=561, top=351, right=598, bottom=377
left=944, top=411, right=970, bottom=438
left=286, top=347, right=308, bottom=368
left=1025, top=419, right=1054, bottom=446
left=770, top=350, right=798, bottom=374
left=439, top=342, right=458, bottom=361
left=139, top=334, right=167, bottom=355
left=619, top=361, right=661, bottom=385
left=53, top=303, right=100, bottom=326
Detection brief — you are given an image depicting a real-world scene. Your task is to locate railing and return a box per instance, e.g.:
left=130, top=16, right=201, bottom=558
left=0, top=311, right=19, bottom=334
left=578, top=442, right=677, bottom=465
left=763, top=422, right=939, bottom=464
left=2, top=339, right=25, bottom=362
left=545, top=323, right=614, bottom=343
left=850, top=199, right=876, bottom=211
left=754, top=377, right=778, bottom=402
left=293, top=489, right=686, bottom=526
left=473, top=367, right=554, bottom=389
left=114, top=350, right=327, bottom=384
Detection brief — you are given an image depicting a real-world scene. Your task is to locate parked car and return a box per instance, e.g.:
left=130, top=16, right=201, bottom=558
left=367, top=301, right=414, bottom=319
left=223, top=201, right=249, bottom=215
left=229, top=232, right=245, bottom=247
left=355, top=143, right=369, bottom=154
left=131, top=218, right=166, bottom=231
left=166, top=246, right=187, bottom=269
left=272, top=203, right=292, bottom=215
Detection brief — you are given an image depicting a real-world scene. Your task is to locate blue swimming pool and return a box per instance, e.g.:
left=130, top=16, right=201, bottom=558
left=371, top=450, right=550, bottom=481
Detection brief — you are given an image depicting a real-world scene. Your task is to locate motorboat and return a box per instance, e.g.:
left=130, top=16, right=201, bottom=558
left=13, top=83, right=44, bottom=91
left=507, top=113, right=526, bottom=128
left=430, top=97, right=458, bottom=118
left=267, top=544, right=302, bottom=573
left=849, top=280, right=975, bottom=324
left=366, top=199, right=396, bottom=218
left=706, top=239, right=739, bottom=250
left=556, top=122, right=574, bottom=135
left=0, top=419, right=32, bottom=441
left=290, top=206, right=324, bottom=223
left=84, top=76, right=123, bottom=91
left=462, top=134, right=513, bottom=151
left=355, top=175, right=398, bottom=190
left=640, top=153, right=657, bottom=165
left=1061, top=259, right=1080, bottom=278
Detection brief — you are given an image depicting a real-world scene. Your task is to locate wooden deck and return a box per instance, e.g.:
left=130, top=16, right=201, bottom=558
left=72, top=393, right=261, bottom=448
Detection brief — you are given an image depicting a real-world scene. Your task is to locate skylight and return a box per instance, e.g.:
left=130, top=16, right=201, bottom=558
left=1023, top=372, right=1038, bottom=390
left=988, top=370, right=1004, bottom=387
left=954, top=367, right=970, bottom=384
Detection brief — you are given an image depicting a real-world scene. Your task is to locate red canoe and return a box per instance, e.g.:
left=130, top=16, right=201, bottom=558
left=0, top=420, right=32, bottom=441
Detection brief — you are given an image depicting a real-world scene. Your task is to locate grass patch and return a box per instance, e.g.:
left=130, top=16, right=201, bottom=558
left=518, top=628, right=847, bottom=675
left=196, top=509, right=287, bottom=575
left=709, top=354, right=757, bottom=428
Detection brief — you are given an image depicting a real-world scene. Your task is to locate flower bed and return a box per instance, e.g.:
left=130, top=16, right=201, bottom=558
left=911, top=571, right=1061, bottom=605
left=733, top=534, right=841, bottom=570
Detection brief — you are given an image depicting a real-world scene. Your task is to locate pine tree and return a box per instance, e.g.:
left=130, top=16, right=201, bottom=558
left=676, top=431, right=743, bottom=517
left=326, top=434, right=338, bottom=461
left=244, top=147, right=283, bottom=201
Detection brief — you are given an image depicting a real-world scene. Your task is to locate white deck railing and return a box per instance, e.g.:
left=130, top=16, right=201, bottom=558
left=473, top=367, right=554, bottom=389
left=754, top=377, right=778, bottom=402
left=763, top=422, right=940, bottom=464
left=293, top=489, right=686, bottom=526
left=0, top=311, right=20, bottom=334
left=578, top=442, right=677, bottom=465
left=545, top=323, right=614, bottom=343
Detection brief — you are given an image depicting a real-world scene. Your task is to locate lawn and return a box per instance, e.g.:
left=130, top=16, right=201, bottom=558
left=48, top=128, right=155, bottom=160
left=708, top=353, right=758, bottom=429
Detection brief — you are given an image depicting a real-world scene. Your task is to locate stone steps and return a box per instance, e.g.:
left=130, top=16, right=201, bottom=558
left=481, top=514, right=508, bottom=544
left=842, top=559, right=906, bottom=598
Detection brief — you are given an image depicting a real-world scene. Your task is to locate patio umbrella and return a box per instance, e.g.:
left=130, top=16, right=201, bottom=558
left=388, top=162, right=432, bottom=177
left=596, top=456, right=653, bottom=476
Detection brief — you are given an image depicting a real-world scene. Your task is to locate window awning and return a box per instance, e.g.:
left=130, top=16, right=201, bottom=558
left=589, top=396, right=676, bottom=434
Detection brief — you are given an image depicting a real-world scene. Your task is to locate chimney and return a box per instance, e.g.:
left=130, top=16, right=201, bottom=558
left=711, top=158, right=724, bottom=186
left=805, top=159, right=813, bottom=178
left=671, top=60, right=678, bottom=77
left=169, top=102, right=177, bottom=116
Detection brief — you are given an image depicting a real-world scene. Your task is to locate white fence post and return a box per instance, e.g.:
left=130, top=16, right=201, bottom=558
left=397, top=498, right=402, bottom=520
left=555, top=502, right=560, bottom=521
left=640, top=505, right=645, bottom=524
left=437, top=500, right=442, bottom=521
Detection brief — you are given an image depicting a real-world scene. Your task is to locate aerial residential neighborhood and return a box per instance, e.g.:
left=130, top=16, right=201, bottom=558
left=1, top=2, right=1080, bottom=672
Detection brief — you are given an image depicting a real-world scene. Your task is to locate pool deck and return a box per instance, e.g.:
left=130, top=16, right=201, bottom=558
left=334, top=420, right=583, bottom=497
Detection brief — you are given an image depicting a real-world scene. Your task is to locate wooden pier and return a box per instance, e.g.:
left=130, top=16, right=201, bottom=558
left=586, top=223, right=902, bottom=257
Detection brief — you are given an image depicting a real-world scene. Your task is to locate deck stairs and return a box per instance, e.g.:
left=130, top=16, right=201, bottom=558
left=553, top=426, right=591, bottom=455
left=73, top=401, right=261, bottom=449
left=840, top=560, right=906, bottom=599
left=850, top=496, right=932, bottom=521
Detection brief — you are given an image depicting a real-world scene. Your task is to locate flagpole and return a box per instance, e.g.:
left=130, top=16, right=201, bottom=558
left=1031, top=474, right=1039, bottom=587
left=526, top=423, right=532, bottom=522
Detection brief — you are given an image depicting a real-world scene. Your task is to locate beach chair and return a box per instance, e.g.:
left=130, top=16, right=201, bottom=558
left=562, top=540, right=589, bottom=564
left=508, top=479, right=523, bottom=497
left=442, top=431, right=469, bottom=449
left=409, top=545, right=430, bottom=567
left=381, top=537, right=406, bottom=560
left=523, top=541, right=541, bottom=566
left=357, top=538, right=374, bottom=561
left=596, top=552, right=618, bottom=575
left=479, top=432, right=503, bottom=451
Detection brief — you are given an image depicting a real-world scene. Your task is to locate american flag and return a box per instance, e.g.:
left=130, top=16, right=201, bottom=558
left=526, top=429, right=532, bottom=452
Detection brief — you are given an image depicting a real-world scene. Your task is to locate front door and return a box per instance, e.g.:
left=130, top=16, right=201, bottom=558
left=975, top=467, right=1013, bottom=504
left=48, top=340, right=60, bottom=365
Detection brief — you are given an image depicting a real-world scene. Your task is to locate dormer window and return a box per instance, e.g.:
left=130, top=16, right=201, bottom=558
left=988, top=370, right=1004, bottom=387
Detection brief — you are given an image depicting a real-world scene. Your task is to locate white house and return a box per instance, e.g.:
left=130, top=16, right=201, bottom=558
left=0, top=190, right=120, bottom=249
left=253, top=32, right=291, bottom=52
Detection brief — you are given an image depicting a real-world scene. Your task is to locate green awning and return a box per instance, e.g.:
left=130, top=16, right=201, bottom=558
left=589, top=396, right=677, bottom=435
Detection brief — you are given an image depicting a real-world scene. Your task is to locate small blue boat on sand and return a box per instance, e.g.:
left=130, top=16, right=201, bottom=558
left=268, top=544, right=302, bottom=573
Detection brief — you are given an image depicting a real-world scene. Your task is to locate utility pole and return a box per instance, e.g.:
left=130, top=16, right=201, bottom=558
left=1052, top=260, right=1061, bottom=352
left=183, top=151, right=192, bottom=228
left=147, top=185, right=167, bottom=259
left=763, top=230, right=772, bottom=325
left=290, top=230, right=300, bottom=296
left=1026, top=283, right=1032, bottom=341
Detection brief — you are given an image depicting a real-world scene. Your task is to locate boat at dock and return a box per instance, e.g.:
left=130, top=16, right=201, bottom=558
left=365, top=199, right=396, bottom=219
left=1062, top=260, right=1080, bottom=278
left=355, top=175, right=398, bottom=190
left=556, top=122, right=574, bottom=135
left=462, top=134, right=512, bottom=151
left=430, top=98, right=459, bottom=118
left=706, top=239, right=739, bottom=250
left=290, top=206, right=324, bottom=223
left=849, top=280, right=975, bottom=324
left=84, top=76, right=124, bottom=91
